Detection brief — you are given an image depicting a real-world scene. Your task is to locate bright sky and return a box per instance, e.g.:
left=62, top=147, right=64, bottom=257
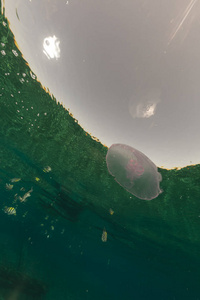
left=4, top=0, right=200, bottom=169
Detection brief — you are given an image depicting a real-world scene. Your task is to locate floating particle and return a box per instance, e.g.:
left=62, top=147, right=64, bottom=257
left=109, top=208, right=114, bottom=215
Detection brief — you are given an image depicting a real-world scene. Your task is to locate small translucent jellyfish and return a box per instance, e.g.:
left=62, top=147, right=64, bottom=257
left=106, top=144, right=162, bottom=200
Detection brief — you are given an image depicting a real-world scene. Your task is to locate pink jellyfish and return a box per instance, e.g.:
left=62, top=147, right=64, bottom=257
left=106, top=144, right=162, bottom=200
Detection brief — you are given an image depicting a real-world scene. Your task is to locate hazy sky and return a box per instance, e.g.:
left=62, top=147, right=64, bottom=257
left=4, top=0, right=200, bottom=168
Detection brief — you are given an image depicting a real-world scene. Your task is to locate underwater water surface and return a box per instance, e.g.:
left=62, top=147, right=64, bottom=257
left=0, top=6, right=200, bottom=300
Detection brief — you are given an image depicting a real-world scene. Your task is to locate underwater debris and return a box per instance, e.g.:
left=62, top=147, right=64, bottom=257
left=101, top=228, right=108, bottom=242
left=3, top=206, right=16, bottom=216
left=19, top=188, right=33, bottom=202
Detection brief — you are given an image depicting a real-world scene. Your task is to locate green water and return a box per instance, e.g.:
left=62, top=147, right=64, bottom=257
left=0, top=6, right=200, bottom=300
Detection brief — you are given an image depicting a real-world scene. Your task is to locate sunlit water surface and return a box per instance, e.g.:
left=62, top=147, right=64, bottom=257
left=0, top=6, right=200, bottom=300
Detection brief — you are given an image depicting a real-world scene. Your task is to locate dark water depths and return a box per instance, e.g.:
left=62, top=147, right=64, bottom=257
left=0, top=7, right=200, bottom=300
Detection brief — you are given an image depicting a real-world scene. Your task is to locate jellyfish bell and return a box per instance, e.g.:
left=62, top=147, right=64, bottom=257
left=106, top=144, right=162, bottom=200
